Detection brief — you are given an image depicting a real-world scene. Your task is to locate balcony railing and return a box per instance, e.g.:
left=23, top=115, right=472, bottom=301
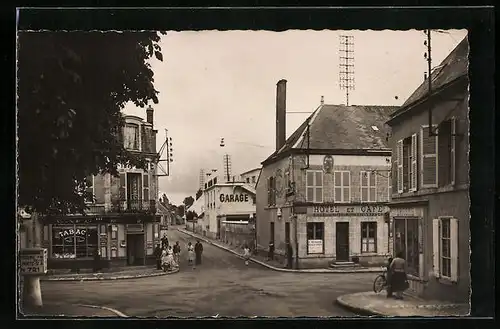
left=111, top=200, right=156, bottom=213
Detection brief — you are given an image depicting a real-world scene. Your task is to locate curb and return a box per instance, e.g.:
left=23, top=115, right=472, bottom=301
left=335, top=295, right=383, bottom=316
left=42, top=268, right=179, bottom=282
left=177, top=228, right=384, bottom=274
left=76, top=304, right=128, bottom=317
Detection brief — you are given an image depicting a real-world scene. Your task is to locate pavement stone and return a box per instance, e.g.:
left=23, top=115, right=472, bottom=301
left=41, top=266, right=179, bottom=281
left=177, top=228, right=385, bottom=274
left=336, top=291, right=470, bottom=317
left=20, top=303, right=127, bottom=317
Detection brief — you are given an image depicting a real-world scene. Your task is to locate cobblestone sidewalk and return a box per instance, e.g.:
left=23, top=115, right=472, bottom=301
left=336, top=291, right=470, bottom=316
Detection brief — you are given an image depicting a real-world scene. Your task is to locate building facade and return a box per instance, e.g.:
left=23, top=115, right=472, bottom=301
left=386, top=37, right=469, bottom=303
left=256, top=79, right=398, bottom=269
left=41, top=108, right=162, bottom=270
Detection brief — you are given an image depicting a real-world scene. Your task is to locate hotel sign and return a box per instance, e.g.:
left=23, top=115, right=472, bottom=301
left=309, top=204, right=389, bottom=216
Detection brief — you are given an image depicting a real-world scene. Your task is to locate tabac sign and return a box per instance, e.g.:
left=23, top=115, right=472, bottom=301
left=308, top=204, right=389, bottom=216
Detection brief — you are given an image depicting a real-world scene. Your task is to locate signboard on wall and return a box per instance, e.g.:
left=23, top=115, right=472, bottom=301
left=307, top=239, right=323, bottom=254
left=219, top=193, right=250, bottom=203
left=309, top=204, right=389, bottom=216
left=19, top=248, right=48, bottom=275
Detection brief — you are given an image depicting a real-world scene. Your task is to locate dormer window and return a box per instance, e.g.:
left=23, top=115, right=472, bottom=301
left=124, top=123, right=139, bottom=150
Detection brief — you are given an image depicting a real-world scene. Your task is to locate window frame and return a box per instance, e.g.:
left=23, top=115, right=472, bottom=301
left=333, top=170, right=351, bottom=203
left=439, top=218, right=452, bottom=278
left=124, top=123, right=140, bottom=151
left=306, top=170, right=324, bottom=203
left=361, top=221, right=377, bottom=253
left=360, top=171, right=377, bottom=202
left=51, top=225, right=99, bottom=259
left=306, top=222, right=325, bottom=254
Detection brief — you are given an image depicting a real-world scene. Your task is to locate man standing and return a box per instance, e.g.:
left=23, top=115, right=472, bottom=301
left=267, top=240, right=275, bottom=261
left=285, top=242, right=293, bottom=269
left=154, top=244, right=162, bottom=270
left=194, top=240, right=203, bottom=266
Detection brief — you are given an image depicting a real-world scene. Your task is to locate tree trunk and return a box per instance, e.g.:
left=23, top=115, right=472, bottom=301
left=21, top=212, right=43, bottom=311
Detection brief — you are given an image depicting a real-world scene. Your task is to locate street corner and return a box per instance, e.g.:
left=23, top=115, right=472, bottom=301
left=42, top=267, right=180, bottom=282
left=335, top=291, right=387, bottom=316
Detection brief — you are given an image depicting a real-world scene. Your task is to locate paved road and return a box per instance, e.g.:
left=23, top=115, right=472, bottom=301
left=40, top=228, right=375, bottom=317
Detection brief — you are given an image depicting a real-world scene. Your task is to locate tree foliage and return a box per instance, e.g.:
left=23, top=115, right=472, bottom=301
left=18, top=31, right=165, bottom=215
left=183, top=196, right=195, bottom=209
left=185, top=210, right=198, bottom=222
left=176, top=205, right=185, bottom=217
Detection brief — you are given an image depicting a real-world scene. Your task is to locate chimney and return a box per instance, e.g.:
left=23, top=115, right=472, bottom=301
left=276, top=79, right=287, bottom=151
left=146, top=105, right=154, bottom=125
left=320, top=96, right=324, bottom=105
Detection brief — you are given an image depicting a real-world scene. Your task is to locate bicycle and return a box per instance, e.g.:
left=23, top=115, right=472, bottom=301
left=373, top=269, right=388, bottom=293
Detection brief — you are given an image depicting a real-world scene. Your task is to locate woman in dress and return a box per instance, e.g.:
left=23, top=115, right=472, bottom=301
left=187, top=242, right=195, bottom=267
left=243, top=244, right=251, bottom=266
left=388, top=251, right=408, bottom=299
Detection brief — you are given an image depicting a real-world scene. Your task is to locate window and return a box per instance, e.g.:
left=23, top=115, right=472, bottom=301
left=360, top=171, right=377, bottom=202
left=397, top=134, right=418, bottom=193
left=252, top=176, right=256, bottom=183
left=267, top=177, right=276, bottom=206
left=307, top=222, right=324, bottom=254
left=306, top=171, right=323, bottom=203
left=84, top=175, right=94, bottom=203
left=334, top=171, right=351, bottom=203
left=433, top=217, right=459, bottom=281
left=124, top=123, right=140, bottom=150
left=246, top=177, right=250, bottom=183
left=394, top=218, right=420, bottom=276
left=52, top=225, right=98, bottom=259
left=143, top=173, right=149, bottom=202
left=420, top=125, right=438, bottom=188
left=361, top=222, right=377, bottom=253
left=437, top=118, right=456, bottom=187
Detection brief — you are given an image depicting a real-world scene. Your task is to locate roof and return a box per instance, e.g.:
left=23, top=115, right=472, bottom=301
left=262, top=104, right=398, bottom=165
left=187, top=195, right=205, bottom=216
left=240, top=167, right=261, bottom=175
left=394, top=36, right=469, bottom=117
left=156, top=202, right=170, bottom=215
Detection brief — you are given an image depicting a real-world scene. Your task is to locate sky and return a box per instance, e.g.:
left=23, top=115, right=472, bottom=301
left=123, top=29, right=467, bottom=205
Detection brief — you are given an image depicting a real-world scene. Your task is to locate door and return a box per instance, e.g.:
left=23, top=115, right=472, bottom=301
left=336, top=222, right=350, bottom=261
left=270, top=222, right=275, bottom=243
left=285, top=222, right=290, bottom=244
left=127, top=234, right=145, bottom=266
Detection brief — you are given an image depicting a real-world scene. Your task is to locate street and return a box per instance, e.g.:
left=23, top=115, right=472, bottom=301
left=40, top=229, right=374, bottom=317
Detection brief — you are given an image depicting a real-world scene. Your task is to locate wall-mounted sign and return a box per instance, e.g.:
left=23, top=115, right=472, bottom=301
left=19, top=248, right=48, bottom=275
left=58, top=228, right=87, bottom=243
left=390, top=207, right=424, bottom=218
left=323, top=155, right=334, bottom=174
left=309, top=204, right=389, bottom=216
left=307, top=239, right=323, bottom=254
left=219, top=193, right=249, bottom=203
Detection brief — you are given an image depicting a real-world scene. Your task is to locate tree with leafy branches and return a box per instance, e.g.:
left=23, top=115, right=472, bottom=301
left=17, top=31, right=166, bottom=215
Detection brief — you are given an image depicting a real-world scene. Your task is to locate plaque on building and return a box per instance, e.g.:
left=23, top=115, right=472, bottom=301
left=323, top=155, right=334, bottom=174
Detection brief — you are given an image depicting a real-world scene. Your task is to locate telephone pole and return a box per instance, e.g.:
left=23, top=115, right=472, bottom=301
left=424, top=29, right=436, bottom=136
left=339, top=35, right=355, bottom=106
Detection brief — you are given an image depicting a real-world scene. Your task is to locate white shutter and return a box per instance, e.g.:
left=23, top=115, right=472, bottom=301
left=451, top=117, right=456, bottom=186
left=397, top=140, right=404, bottom=193
left=420, top=126, right=438, bottom=188
left=450, top=217, right=459, bottom=282
left=432, top=218, right=440, bottom=278
left=410, top=133, right=418, bottom=191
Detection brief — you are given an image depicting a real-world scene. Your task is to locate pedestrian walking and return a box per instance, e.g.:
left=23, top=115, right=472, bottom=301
left=243, top=244, right=251, bottom=266
left=388, top=252, right=409, bottom=300
left=386, top=257, right=394, bottom=298
left=161, top=233, right=169, bottom=249
left=194, top=240, right=203, bottom=266
left=173, top=241, right=181, bottom=265
left=267, top=241, right=275, bottom=261
left=187, top=242, right=195, bottom=267
left=154, top=244, right=163, bottom=270
left=285, top=242, right=293, bottom=269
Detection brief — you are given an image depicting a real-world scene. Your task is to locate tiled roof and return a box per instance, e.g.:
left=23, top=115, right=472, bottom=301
left=262, top=104, right=397, bottom=164
left=400, top=36, right=469, bottom=109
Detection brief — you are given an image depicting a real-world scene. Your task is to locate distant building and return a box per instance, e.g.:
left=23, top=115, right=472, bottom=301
left=386, top=37, right=469, bottom=302
left=40, top=108, right=161, bottom=270
left=256, top=79, right=398, bottom=269
left=240, top=167, right=261, bottom=188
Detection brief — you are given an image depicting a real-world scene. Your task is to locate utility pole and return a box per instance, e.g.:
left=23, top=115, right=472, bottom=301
left=339, top=35, right=355, bottom=106
left=425, top=29, right=436, bottom=136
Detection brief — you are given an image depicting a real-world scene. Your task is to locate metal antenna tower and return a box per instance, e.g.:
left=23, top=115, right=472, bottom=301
left=156, top=129, right=173, bottom=177
left=223, top=154, right=232, bottom=182
left=339, top=35, right=355, bottom=106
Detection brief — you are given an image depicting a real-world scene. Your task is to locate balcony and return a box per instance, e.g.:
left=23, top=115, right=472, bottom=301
left=111, top=199, right=156, bottom=214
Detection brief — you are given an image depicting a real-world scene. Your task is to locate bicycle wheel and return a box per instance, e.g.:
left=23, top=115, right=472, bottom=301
left=373, top=275, right=387, bottom=293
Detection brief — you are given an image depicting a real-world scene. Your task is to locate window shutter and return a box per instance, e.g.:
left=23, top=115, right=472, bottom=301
left=420, top=126, right=438, bottom=188
left=267, top=178, right=271, bottom=205
left=450, top=117, right=456, bottom=186
left=432, top=218, right=440, bottom=278
left=410, top=133, right=418, bottom=191
left=450, top=217, right=459, bottom=282
left=397, top=140, right=404, bottom=193
left=119, top=173, right=126, bottom=201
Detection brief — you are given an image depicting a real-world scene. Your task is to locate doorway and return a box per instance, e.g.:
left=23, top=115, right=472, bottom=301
left=126, top=233, right=145, bottom=266
left=285, top=222, right=290, bottom=244
left=270, top=222, right=275, bottom=244
left=336, top=222, right=350, bottom=261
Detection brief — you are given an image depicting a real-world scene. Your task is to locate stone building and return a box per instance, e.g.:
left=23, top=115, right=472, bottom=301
left=40, top=107, right=161, bottom=270
left=256, top=79, right=398, bottom=269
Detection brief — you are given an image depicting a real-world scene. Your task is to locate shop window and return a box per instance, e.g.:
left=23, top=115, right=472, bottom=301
left=394, top=218, right=419, bottom=276
left=360, top=171, right=377, bottom=202
left=306, top=222, right=324, bottom=254
left=361, top=222, right=377, bottom=253
left=334, top=171, right=351, bottom=203
left=306, top=171, right=323, bottom=203
left=52, top=225, right=98, bottom=259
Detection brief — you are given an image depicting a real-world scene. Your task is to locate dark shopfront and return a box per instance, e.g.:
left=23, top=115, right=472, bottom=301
left=42, top=215, right=161, bottom=271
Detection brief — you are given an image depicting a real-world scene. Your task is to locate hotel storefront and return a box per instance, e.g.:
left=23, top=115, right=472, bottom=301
left=41, top=215, right=161, bottom=271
